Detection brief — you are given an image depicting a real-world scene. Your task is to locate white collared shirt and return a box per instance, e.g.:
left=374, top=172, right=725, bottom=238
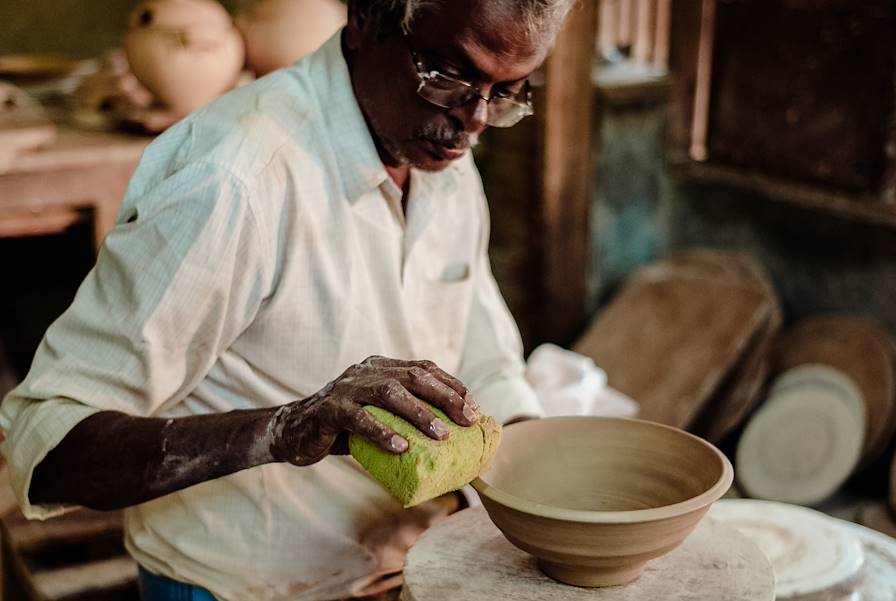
left=0, top=32, right=542, bottom=601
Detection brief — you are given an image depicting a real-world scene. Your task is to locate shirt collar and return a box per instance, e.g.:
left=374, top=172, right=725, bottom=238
left=309, top=31, right=467, bottom=207
left=310, top=30, right=389, bottom=204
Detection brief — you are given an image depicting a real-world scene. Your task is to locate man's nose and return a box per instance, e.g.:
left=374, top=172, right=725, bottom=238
left=451, top=97, right=489, bottom=135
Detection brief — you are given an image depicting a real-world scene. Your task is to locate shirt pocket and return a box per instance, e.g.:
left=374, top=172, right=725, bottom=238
left=413, top=262, right=474, bottom=373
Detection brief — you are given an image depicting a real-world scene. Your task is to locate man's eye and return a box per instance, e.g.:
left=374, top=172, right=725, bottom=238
left=494, top=85, right=524, bottom=98
left=440, top=66, right=464, bottom=80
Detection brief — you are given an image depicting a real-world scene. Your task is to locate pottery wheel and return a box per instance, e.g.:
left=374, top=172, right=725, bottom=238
left=400, top=507, right=775, bottom=601
left=709, top=500, right=865, bottom=598
left=762, top=516, right=896, bottom=601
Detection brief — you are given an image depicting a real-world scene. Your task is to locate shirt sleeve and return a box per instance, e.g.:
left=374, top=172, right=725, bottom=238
left=0, top=160, right=272, bottom=519
left=455, top=168, right=544, bottom=425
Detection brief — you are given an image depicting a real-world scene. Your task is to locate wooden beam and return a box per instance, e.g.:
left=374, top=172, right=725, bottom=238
left=599, top=0, right=620, bottom=59
left=633, top=0, right=655, bottom=63
left=653, top=0, right=671, bottom=70
left=668, top=157, right=896, bottom=230
left=689, top=0, right=716, bottom=161
left=536, top=0, right=599, bottom=345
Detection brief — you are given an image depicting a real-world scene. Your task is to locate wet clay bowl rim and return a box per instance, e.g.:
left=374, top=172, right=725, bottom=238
left=472, top=416, right=733, bottom=524
left=471, top=417, right=733, bottom=587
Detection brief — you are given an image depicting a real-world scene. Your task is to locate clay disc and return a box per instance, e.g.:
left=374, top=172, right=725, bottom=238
left=708, top=500, right=865, bottom=599
left=667, top=251, right=783, bottom=444
left=786, top=519, right=896, bottom=601
left=772, top=316, right=896, bottom=465
left=736, top=366, right=865, bottom=505
left=401, top=507, right=775, bottom=601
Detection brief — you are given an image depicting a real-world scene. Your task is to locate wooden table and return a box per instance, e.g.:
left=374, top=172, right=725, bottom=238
left=0, top=125, right=151, bottom=252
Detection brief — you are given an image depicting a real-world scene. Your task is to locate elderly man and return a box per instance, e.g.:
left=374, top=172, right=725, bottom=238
left=0, top=0, right=575, bottom=599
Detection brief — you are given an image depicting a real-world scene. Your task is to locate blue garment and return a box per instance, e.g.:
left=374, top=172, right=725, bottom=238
left=138, top=566, right=218, bottom=601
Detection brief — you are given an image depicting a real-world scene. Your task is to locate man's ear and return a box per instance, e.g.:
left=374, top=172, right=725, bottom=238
left=345, top=0, right=392, bottom=49
left=345, top=0, right=365, bottom=50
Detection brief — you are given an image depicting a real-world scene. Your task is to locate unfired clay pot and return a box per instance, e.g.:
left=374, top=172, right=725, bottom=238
left=471, top=416, right=733, bottom=587
left=235, top=0, right=346, bottom=76
left=124, top=0, right=245, bottom=117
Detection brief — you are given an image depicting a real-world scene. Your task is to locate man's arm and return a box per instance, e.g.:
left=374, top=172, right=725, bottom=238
left=454, top=166, right=544, bottom=424
left=30, top=408, right=272, bottom=510
left=29, top=356, right=478, bottom=511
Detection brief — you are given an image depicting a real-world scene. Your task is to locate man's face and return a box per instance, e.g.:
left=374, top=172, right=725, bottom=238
left=345, top=0, right=550, bottom=172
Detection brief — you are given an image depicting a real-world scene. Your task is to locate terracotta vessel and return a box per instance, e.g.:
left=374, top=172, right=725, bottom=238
left=124, top=0, right=245, bottom=117
left=471, top=416, right=733, bottom=587
left=235, top=0, right=346, bottom=76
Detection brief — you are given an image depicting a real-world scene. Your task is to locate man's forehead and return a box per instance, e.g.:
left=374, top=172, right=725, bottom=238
left=411, top=0, right=551, bottom=79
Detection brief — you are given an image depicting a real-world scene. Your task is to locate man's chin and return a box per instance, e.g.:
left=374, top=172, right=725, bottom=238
left=411, top=140, right=468, bottom=171
left=411, top=156, right=456, bottom=172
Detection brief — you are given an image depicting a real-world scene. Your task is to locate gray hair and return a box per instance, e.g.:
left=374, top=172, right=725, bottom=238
left=369, top=0, right=577, bottom=41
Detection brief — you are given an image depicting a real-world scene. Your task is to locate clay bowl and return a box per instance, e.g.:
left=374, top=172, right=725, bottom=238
left=471, top=416, right=733, bottom=587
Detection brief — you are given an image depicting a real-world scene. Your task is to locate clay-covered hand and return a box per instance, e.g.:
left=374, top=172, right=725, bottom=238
left=268, top=356, right=480, bottom=466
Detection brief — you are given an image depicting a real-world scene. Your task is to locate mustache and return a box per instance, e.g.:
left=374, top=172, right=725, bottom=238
left=417, top=123, right=480, bottom=150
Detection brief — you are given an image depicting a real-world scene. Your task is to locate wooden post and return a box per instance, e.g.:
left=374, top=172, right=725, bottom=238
left=536, top=0, right=599, bottom=345
left=618, top=0, right=633, bottom=49
left=653, top=0, right=671, bottom=70
left=690, top=0, right=716, bottom=161
left=599, top=0, right=620, bottom=60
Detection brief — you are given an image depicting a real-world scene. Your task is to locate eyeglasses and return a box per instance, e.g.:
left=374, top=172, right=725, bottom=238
left=403, top=32, right=534, bottom=128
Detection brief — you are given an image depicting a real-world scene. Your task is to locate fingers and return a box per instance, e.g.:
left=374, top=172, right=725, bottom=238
left=342, top=405, right=408, bottom=454
left=359, top=356, right=477, bottom=427
left=378, top=379, right=449, bottom=440
left=411, top=359, right=469, bottom=400
left=322, top=357, right=478, bottom=458
left=361, top=357, right=468, bottom=396
left=401, top=367, right=478, bottom=427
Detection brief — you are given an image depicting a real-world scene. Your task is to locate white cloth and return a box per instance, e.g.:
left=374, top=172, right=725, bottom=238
left=0, top=31, right=542, bottom=601
left=525, top=344, right=638, bottom=418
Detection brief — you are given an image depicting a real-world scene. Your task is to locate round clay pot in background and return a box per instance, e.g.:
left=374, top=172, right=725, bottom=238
left=124, top=0, right=245, bottom=117
left=236, top=0, right=346, bottom=76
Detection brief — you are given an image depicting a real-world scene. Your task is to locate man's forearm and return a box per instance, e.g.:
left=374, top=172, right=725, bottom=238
left=30, top=408, right=278, bottom=511
left=27, top=356, right=478, bottom=511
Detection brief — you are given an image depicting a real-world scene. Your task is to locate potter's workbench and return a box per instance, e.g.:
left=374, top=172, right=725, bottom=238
left=0, top=125, right=150, bottom=252
left=0, top=507, right=137, bottom=600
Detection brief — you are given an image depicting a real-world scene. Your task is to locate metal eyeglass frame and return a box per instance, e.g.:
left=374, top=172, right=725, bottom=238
left=402, top=31, right=534, bottom=128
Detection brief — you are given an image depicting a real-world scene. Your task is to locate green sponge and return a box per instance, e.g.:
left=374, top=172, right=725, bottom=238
left=349, top=405, right=502, bottom=507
